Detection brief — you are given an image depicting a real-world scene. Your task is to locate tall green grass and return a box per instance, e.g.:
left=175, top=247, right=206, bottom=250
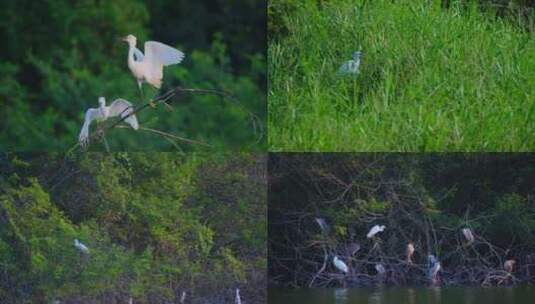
left=268, top=0, right=535, bottom=151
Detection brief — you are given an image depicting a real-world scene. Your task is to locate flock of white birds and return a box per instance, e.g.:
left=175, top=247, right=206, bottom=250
left=78, top=34, right=185, bottom=147
left=315, top=219, right=515, bottom=285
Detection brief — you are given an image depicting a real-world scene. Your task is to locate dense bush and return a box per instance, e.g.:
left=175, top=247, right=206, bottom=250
left=0, top=152, right=266, bottom=303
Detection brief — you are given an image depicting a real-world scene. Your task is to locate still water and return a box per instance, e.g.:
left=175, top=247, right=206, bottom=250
left=269, top=287, right=535, bottom=304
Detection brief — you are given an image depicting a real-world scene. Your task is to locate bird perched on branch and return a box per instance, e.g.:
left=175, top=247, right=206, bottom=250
left=74, top=239, right=89, bottom=254
left=375, top=263, right=386, bottom=276
left=78, top=97, right=139, bottom=148
left=333, top=256, right=349, bottom=273
left=462, top=228, right=475, bottom=244
left=504, top=259, right=516, bottom=273
left=367, top=225, right=386, bottom=239
left=406, top=242, right=415, bottom=264
left=315, top=217, right=330, bottom=235
left=428, top=255, right=441, bottom=285
left=338, top=51, right=362, bottom=77
left=122, top=34, right=185, bottom=105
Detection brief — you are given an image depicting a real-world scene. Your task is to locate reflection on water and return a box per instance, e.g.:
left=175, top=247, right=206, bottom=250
left=268, top=286, right=534, bottom=304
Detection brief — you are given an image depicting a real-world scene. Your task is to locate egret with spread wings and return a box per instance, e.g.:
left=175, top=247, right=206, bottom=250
left=122, top=34, right=185, bottom=105
left=78, top=97, right=139, bottom=148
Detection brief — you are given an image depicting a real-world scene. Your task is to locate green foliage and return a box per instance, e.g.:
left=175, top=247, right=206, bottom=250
left=0, top=152, right=266, bottom=303
left=268, top=0, right=535, bottom=151
left=0, top=0, right=266, bottom=151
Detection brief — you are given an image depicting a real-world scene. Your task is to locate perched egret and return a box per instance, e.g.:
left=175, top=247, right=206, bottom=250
left=338, top=51, right=362, bottom=76
left=375, top=263, right=386, bottom=276
left=180, top=291, right=186, bottom=304
left=78, top=97, right=139, bottom=148
left=406, top=242, right=415, bottom=264
left=235, top=288, right=241, bottom=304
left=428, top=255, right=441, bottom=285
left=122, top=34, right=185, bottom=104
left=74, top=239, right=89, bottom=254
left=333, top=256, right=349, bottom=273
left=315, top=217, right=330, bottom=234
left=504, top=259, right=516, bottom=273
left=462, top=228, right=475, bottom=244
left=366, top=225, right=386, bottom=239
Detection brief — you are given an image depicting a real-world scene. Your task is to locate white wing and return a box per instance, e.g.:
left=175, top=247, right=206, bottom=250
left=109, top=99, right=139, bottom=130
left=133, top=47, right=145, bottom=62
left=144, top=41, right=185, bottom=66
left=367, top=225, right=379, bottom=238
left=78, top=108, right=101, bottom=147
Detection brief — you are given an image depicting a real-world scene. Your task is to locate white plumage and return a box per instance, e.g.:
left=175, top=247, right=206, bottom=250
left=333, top=256, right=349, bottom=273
left=123, top=34, right=185, bottom=90
left=375, top=263, right=386, bottom=275
left=366, top=225, right=386, bottom=239
left=462, top=228, right=475, bottom=244
left=315, top=217, right=329, bottom=234
left=74, top=239, right=89, bottom=254
left=338, top=51, right=362, bottom=76
left=78, top=97, right=139, bottom=148
left=235, top=288, right=241, bottom=304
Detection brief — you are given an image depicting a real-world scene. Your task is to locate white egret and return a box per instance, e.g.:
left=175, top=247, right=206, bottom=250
left=180, top=291, right=186, bottom=304
left=462, top=228, right=475, bottom=244
left=74, top=239, right=89, bottom=254
left=315, top=217, right=330, bottom=234
left=375, top=263, right=386, bottom=275
left=78, top=97, right=139, bottom=148
left=406, top=242, right=415, bottom=264
left=122, top=34, right=185, bottom=104
left=235, top=288, right=241, bottom=304
left=428, top=255, right=441, bottom=285
left=366, top=225, right=386, bottom=239
left=333, top=256, right=349, bottom=273
left=504, top=259, right=516, bottom=273
left=338, top=51, right=362, bottom=76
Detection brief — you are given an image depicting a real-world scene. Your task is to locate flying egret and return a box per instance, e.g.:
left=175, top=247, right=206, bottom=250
left=333, top=256, right=349, bottom=273
left=504, top=259, right=516, bottom=273
left=366, top=225, right=386, bottom=239
left=235, top=288, right=241, bottom=304
left=406, top=242, right=415, bottom=264
left=122, top=34, right=185, bottom=105
left=462, top=228, right=475, bottom=244
left=428, top=255, right=441, bottom=285
left=315, top=217, right=330, bottom=234
left=78, top=97, right=139, bottom=148
left=338, top=51, right=362, bottom=76
left=74, top=239, right=89, bottom=254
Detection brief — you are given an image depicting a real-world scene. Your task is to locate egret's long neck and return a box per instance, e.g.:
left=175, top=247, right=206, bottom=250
left=127, top=43, right=136, bottom=68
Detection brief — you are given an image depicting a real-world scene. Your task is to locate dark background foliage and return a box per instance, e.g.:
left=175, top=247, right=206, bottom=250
left=0, top=0, right=266, bottom=151
left=0, top=152, right=266, bottom=303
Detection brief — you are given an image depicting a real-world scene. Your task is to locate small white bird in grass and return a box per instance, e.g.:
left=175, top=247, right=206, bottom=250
left=235, top=288, right=241, bottom=304
left=338, top=51, right=362, bottom=76
left=78, top=97, right=139, bottom=148
left=122, top=34, right=185, bottom=104
left=74, top=239, right=89, bottom=254
left=366, top=225, right=386, bottom=239
left=462, top=228, right=475, bottom=244
left=333, top=256, right=349, bottom=273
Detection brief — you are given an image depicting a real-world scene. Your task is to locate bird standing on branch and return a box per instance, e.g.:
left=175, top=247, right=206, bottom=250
left=366, top=225, right=386, bottom=239
left=406, top=241, right=415, bottom=264
left=462, top=228, right=475, bottom=244
left=78, top=97, right=139, bottom=148
left=504, top=259, right=516, bottom=273
left=122, top=34, right=185, bottom=107
left=333, top=256, right=349, bottom=273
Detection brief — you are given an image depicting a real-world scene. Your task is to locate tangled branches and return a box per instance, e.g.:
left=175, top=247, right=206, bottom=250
left=268, top=154, right=535, bottom=288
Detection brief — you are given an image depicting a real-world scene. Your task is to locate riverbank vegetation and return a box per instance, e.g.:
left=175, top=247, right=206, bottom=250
left=269, top=154, right=535, bottom=287
left=0, top=152, right=266, bottom=303
left=268, top=0, right=535, bottom=151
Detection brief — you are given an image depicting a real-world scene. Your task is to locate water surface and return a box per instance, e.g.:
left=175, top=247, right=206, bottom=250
left=269, top=287, right=534, bottom=304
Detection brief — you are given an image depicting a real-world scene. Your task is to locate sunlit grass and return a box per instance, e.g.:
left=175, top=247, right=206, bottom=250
left=268, top=0, right=535, bottom=151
